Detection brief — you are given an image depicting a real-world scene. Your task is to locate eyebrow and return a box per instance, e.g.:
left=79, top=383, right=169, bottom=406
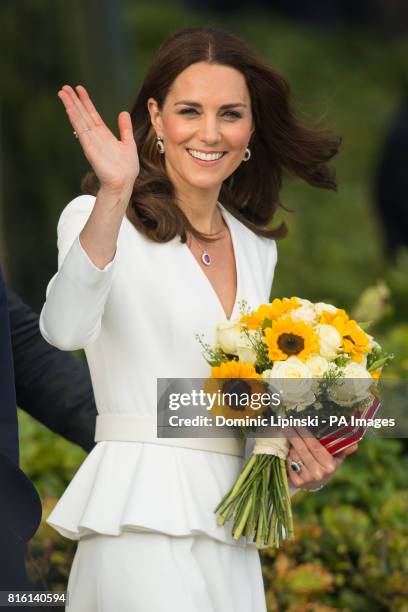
left=174, top=100, right=247, bottom=109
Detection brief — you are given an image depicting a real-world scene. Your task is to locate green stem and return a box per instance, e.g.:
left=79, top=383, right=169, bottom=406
left=262, top=461, right=271, bottom=535
left=217, top=473, right=259, bottom=525
left=255, top=506, right=264, bottom=549
left=267, top=510, right=278, bottom=548
left=215, top=455, right=269, bottom=518
left=214, top=454, right=258, bottom=514
left=279, top=457, right=294, bottom=540
left=233, top=495, right=253, bottom=540
left=228, top=454, right=257, bottom=498
left=246, top=479, right=260, bottom=538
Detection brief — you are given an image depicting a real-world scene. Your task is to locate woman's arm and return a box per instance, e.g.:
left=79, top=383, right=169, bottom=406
left=40, top=85, right=139, bottom=350
left=39, top=195, right=118, bottom=350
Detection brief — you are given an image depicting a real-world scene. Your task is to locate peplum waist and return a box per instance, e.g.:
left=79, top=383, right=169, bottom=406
left=46, top=441, right=249, bottom=547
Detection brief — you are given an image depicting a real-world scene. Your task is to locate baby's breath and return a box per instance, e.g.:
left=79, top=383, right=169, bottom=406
left=241, top=327, right=272, bottom=372
left=334, top=354, right=349, bottom=368
left=195, top=333, right=229, bottom=367
left=320, top=363, right=343, bottom=394
left=238, top=299, right=251, bottom=316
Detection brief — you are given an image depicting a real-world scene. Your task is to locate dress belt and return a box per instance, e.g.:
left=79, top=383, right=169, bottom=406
left=94, top=414, right=245, bottom=457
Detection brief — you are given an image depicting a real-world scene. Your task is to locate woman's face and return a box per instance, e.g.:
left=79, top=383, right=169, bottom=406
left=148, top=62, right=255, bottom=196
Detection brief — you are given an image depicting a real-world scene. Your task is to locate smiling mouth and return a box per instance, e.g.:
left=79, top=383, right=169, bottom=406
left=187, top=148, right=226, bottom=162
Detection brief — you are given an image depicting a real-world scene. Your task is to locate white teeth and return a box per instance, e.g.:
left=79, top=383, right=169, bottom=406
left=188, top=149, right=224, bottom=161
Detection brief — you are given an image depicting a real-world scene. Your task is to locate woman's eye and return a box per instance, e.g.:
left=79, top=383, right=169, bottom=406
left=224, top=111, right=242, bottom=119
left=179, top=108, right=198, bottom=115
left=178, top=108, right=242, bottom=119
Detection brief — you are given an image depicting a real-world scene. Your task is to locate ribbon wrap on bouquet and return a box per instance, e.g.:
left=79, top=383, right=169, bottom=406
left=253, top=437, right=289, bottom=460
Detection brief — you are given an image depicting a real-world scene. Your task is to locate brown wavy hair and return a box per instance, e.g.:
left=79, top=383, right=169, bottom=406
left=82, top=26, right=340, bottom=244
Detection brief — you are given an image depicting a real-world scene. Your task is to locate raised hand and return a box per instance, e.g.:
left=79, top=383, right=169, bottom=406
left=286, top=426, right=359, bottom=491
left=58, top=85, right=139, bottom=195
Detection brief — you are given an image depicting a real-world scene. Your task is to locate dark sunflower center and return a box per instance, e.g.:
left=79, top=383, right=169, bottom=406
left=222, top=379, right=251, bottom=411
left=278, top=333, right=304, bottom=355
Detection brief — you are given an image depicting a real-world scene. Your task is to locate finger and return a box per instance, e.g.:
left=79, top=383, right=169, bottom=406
left=62, top=85, right=94, bottom=128
left=58, top=89, right=89, bottom=134
left=334, top=443, right=359, bottom=462
left=293, top=426, right=337, bottom=471
left=118, top=111, right=135, bottom=145
left=59, top=87, right=89, bottom=131
left=287, top=468, right=304, bottom=488
left=287, top=453, right=313, bottom=483
left=287, top=436, right=319, bottom=476
left=75, top=85, right=104, bottom=126
left=340, top=444, right=358, bottom=457
left=288, top=436, right=336, bottom=481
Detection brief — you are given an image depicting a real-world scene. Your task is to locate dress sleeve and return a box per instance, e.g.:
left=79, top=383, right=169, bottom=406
left=39, top=194, right=117, bottom=350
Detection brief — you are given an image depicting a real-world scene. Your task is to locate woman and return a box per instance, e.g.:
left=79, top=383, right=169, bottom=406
left=40, top=26, right=358, bottom=612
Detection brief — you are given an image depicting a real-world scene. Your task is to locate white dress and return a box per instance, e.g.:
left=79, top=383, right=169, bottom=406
left=40, top=195, right=297, bottom=612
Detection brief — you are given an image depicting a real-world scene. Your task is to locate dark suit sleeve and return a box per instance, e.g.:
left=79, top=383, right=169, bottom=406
left=7, top=288, right=97, bottom=452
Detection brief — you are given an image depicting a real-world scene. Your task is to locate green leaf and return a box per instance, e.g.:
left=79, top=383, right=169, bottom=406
left=367, top=354, right=394, bottom=371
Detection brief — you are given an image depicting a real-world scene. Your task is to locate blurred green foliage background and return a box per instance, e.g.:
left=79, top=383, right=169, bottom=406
left=1, top=0, right=408, bottom=609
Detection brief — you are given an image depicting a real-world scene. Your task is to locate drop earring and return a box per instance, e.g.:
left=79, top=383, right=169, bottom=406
left=156, top=136, right=165, bottom=154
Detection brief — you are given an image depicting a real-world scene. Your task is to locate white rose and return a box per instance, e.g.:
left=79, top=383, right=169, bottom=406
left=314, top=302, right=338, bottom=316
left=215, top=321, right=243, bottom=354
left=297, top=298, right=313, bottom=307
left=316, top=324, right=342, bottom=360
left=305, top=354, right=330, bottom=377
left=328, top=362, right=373, bottom=407
left=236, top=330, right=259, bottom=364
left=291, top=303, right=317, bottom=324
left=269, top=356, right=313, bottom=379
left=306, top=354, right=335, bottom=393
left=266, top=357, right=315, bottom=412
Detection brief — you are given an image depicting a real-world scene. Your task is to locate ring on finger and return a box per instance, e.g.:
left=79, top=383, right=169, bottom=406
left=289, top=458, right=304, bottom=474
left=73, top=127, right=92, bottom=139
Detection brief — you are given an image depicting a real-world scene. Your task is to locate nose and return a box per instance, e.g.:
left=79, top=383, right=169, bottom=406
left=197, top=114, right=222, bottom=145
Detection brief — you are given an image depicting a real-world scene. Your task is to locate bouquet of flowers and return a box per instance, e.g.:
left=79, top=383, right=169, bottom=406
left=197, top=297, right=393, bottom=549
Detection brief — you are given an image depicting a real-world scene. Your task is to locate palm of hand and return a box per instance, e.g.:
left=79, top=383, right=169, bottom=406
left=58, top=84, right=139, bottom=193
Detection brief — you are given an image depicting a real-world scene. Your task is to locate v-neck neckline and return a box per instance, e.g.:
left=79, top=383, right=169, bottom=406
left=183, top=202, right=241, bottom=322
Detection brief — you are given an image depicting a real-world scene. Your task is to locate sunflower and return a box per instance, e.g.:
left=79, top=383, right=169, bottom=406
left=204, top=360, right=266, bottom=419
left=319, top=308, right=349, bottom=326
left=263, top=318, right=319, bottom=362
left=329, top=315, right=370, bottom=362
left=269, top=297, right=300, bottom=319
left=240, top=297, right=299, bottom=330
left=240, top=304, right=274, bottom=329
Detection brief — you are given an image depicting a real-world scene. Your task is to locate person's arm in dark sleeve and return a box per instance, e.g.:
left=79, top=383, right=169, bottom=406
left=7, top=287, right=97, bottom=452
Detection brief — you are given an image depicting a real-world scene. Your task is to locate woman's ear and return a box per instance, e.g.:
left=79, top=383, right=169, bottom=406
left=147, top=97, right=163, bottom=136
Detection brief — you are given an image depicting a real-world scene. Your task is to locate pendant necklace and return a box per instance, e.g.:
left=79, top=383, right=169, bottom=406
left=188, top=204, right=226, bottom=267
left=189, top=215, right=226, bottom=267
left=191, top=235, right=212, bottom=266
